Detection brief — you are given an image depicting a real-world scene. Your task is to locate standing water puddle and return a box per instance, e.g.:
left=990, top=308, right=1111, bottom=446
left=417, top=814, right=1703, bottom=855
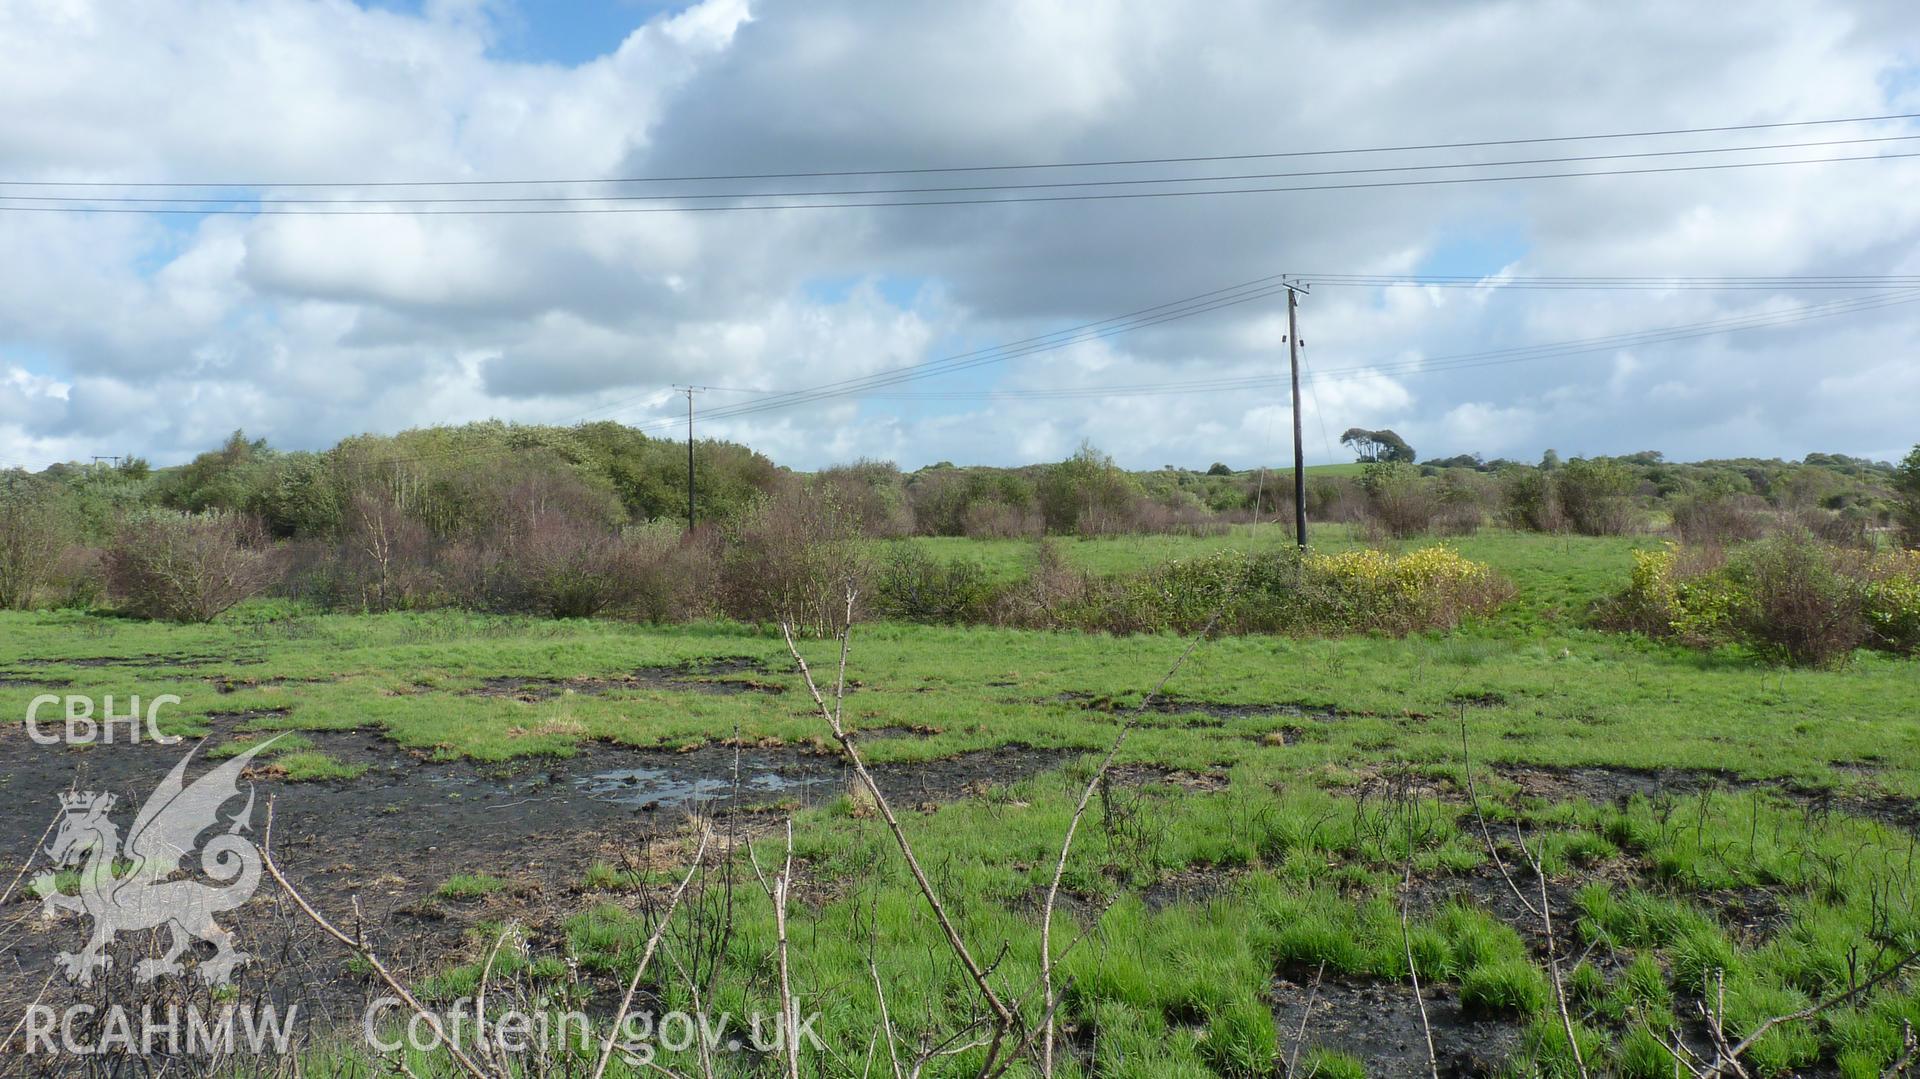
left=575, top=765, right=828, bottom=807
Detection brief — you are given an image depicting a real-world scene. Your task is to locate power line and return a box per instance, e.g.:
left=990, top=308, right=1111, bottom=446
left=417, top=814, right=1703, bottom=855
left=6, top=111, right=1916, bottom=189
left=4, top=149, right=1917, bottom=216
left=356, top=286, right=1920, bottom=474
left=621, top=282, right=1304, bottom=432
left=8, top=133, right=1918, bottom=208
left=622, top=286, right=1920, bottom=430
left=279, top=278, right=1920, bottom=470
left=344, top=270, right=1306, bottom=466
left=553, top=272, right=1920, bottom=422
left=651, top=289, right=1920, bottom=407
left=552, top=271, right=1301, bottom=428
left=600, top=275, right=1306, bottom=431
left=1306, top=273, right=1920, bottom=291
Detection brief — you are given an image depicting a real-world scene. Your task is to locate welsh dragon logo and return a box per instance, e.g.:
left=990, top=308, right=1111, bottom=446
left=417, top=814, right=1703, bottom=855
left=34, top=737, right=282, bottom=987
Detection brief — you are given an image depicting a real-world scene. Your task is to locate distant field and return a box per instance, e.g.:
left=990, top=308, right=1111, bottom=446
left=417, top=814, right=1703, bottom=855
left=1, top=526, right=1914, bottom=1075
left=903, top=524, right=1655, bottom=623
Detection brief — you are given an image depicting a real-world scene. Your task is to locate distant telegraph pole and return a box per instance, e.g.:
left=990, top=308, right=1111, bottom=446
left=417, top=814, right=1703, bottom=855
left=1285, top=280, right=1312, bottom=549
left=677, top=386, right=697, bottom=532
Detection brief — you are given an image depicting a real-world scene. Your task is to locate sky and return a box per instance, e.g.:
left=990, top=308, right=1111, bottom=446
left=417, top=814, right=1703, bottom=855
left=1, top=0, right=1918, bottom=472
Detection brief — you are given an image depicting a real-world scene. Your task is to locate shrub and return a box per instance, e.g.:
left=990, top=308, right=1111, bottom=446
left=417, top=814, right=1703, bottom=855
left=1557, top=458, right=1639, bottom=535
left=904, top=467, right=1038, bottom=536
left=816, top=459, right=915, bottom=537
left=1307, top=475, right=1366, bottom=524
left=509, top=517, right=657, bottom=620
left=0, top=485, right=70, bottom=609
left=1862, top=549, right=1920, bottom=654
left=1895, top=444, right=1920, bottom=548
left=1501, top=467, right=1563, bottom=532
left=438, top=480, right=666, bottom=619
left=1134, top=549, right=1255, bottom=633
left=1274, top=545, right=1515, bottom=635
left=1671, top=494, right=1772, bottom=545
left=990, top=545, right=1512, bottom=637
left=1602, top=532, right=1920, bottom=665
left=46, top=545, right=105, bottom=610
left=1601, top=543, right=1737, bottom=645
left=1721, top=530, right=1864, bottom=666
left=1357, top=460, right=1440, bottom=539
left=1091, top=496, right=1229, bottom=538
left=993, top=539, right=1102, bottom=630
left=1035, top=442, right=1142, bottom=534
left=869, top=543, right=999, bottom=624
left=1794, top=506, right=1871, bottom=548
left=961, top=501, right=1044, bottom=539
left=1240, top=475, right=1296, bottom=523
left=337, top=491, right=437, bottom=611
left=1434, top=470, right=1492, bottom=535
left=104, top=511, right=279, bottom=623
left=718, top=479, right=866, bottom=635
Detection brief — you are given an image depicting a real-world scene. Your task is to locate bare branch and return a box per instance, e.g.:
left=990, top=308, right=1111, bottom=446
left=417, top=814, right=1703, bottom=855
left=1725, top=945, right=1920, bottom=1065
left=592, top=826, right=715, bottom=1079
left=1458, top=705, right=1541, bottom=919
left=1283, top=961, right=1325, bottom=1079
left=783, top=606, right=1015, bottom=1036
left=473, top=922, right=516, bottom=1075
left=1041, top=610, right=1226, bottom=1076
left=751, top=819, right=803, bottom=1079
left=1397, top=863, right=1438, bottom=1079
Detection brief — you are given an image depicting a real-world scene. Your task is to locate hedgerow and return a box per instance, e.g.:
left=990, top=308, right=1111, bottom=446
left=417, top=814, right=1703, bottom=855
left=1603, top=531, right=1920, bottom=666
left=988, top=545, right=1513, bottom=637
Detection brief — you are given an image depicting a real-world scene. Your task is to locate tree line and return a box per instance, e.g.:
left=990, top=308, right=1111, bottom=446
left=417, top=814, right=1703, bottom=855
left=1, top=421, right=1915, bottom=625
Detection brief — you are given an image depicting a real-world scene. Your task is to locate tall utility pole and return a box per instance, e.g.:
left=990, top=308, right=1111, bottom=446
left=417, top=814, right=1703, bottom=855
left=1285, top=281, right=1311, bottom=549
left=679, top=386, right=697, bottom=532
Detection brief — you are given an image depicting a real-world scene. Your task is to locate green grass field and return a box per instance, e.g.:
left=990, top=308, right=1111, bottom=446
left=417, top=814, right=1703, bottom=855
left=2, top=528, right=1916, bottom=1076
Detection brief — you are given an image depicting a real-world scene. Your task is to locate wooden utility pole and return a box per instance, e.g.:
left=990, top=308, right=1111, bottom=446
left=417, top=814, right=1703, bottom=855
left=1286, top=281, right=1311, bottom=549
left=676, top=386, right=697, bottom=532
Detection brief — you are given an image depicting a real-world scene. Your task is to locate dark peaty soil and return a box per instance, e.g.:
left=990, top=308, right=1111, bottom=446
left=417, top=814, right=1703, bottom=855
left=1271, top=971, right=1525, bottom=1079
left=0, top=717, right=1069, bottom=1026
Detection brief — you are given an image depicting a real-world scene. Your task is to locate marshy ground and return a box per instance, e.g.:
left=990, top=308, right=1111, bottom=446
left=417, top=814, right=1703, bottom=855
left=2, top=527, right=1917, bottom=1076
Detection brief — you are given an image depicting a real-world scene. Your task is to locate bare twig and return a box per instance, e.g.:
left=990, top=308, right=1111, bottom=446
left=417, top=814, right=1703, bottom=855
left=750, top=819, right=803, bottom=1079
left=1398, top=863, right=1439, bottom=1079
left=0, top=971, right=55, bottom=1055
left=592, top=826, right=715, bottom=1079
left=473, top=922, right=516, bottom=1075
left=1660, top=926, right=1920, bottom=1074
left=782, top=594, right=1015, bottom=1041
left=1536, top=849, right=1588, bottom=1079
left=1458, top=712, right=1584, bottom=1078
left=1882, top=1021, right=1916, bottom=1078
left=1724, top=944, right=1920, bottom=1064
left=262, top=801, right=493, bottom=1079
left=867, top=946, right=907, bottom=1079
left=1458, top=705, right=1540, bottom=918
left=1040, top=610, right=1226, bottom=1076
left=1283, top=961, right=1325, bottom=1079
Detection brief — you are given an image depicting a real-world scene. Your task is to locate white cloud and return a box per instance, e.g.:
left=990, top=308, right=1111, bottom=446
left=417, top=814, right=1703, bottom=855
left=1, top=0, right=1918, bottom=471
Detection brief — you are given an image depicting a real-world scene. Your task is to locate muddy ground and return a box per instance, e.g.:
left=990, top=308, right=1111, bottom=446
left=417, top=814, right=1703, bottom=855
left=1494, top=762, right=1920, bottom=836
left=1270, top=970, right=1524, bottom=1079
left=0, top=716, right=1068, bottom=1026
left=3, top=697, right=1912, bottom=1071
